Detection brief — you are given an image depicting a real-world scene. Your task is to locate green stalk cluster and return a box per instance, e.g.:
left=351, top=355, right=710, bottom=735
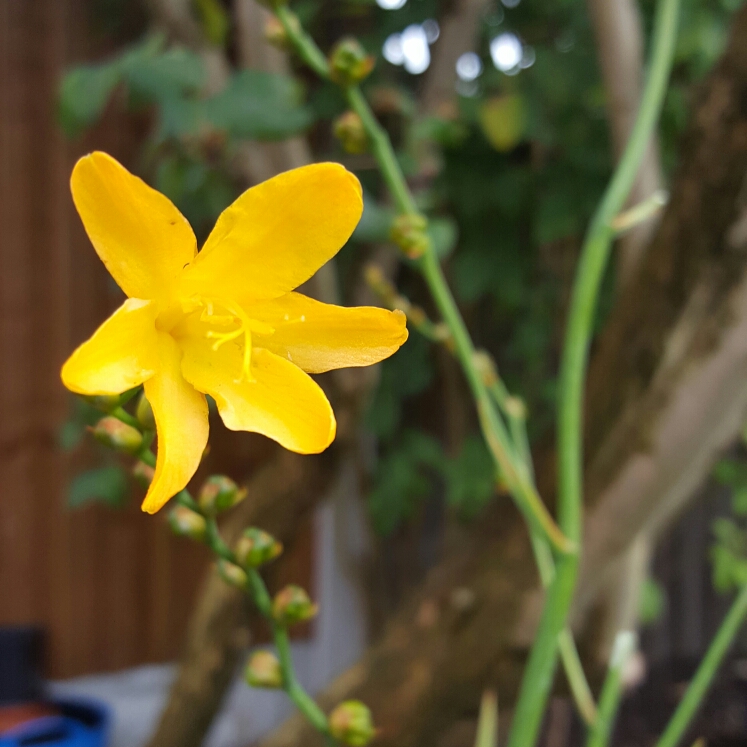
left=85, top=390, right=375, bottom=747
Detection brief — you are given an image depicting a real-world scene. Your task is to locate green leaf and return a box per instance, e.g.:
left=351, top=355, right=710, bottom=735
left=444, top=436, right=496, bottom=519
left=123, top=47, right=205, bottom=102
left=366, top=334, right=433, bottom=440
left=58, top=62, right=121, bottom=137
left=732, top=486, right=747, bottom=517
left=353, top=196, right=395, bottom=244
left=68, top=466, right=129, bottom=509
left=429, top=217, right=459, bottom=260
left=533, top=187, right=580, bottom=245
left=58, top=421, right=85, bottom=452
left=639, top=577, right=666, bottom=625
left=205, top=70, right=314, bottom=140
left=367, top=430, right=444, bottom=536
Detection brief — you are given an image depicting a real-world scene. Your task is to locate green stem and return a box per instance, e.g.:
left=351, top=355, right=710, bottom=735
left=246, top=568, right=331, bottom=736
left=274, top=0, right=571, bottom=555
left=345, top=86, right=418, bottom=215
left=112, top=406, right=140, bottom=429
left=101, top=397, right=333, bottom=737
left=420, top=249, right=572, bottom=555
left=586, top=632, right=637, bottom=747
left=507, top=0, right=681, bottom=742
left=275, top=6, right=329, bottom=78
left=656, top=583, right=747, bottom=747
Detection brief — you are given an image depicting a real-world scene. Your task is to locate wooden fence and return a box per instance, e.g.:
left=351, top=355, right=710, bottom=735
left=0, top=0, right=318, bottom=680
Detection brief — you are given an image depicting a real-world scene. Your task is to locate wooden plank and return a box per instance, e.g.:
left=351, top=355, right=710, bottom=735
left=0, top=0, right=312, bottom=678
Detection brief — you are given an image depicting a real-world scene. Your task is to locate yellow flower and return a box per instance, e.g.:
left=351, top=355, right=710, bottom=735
left=62, top=152, right=408, bottom=514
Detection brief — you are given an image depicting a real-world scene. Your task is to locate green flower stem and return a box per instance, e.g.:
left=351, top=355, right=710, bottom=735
left=586, top=631, right=637, bottom=747
left=204, top=519, right=333, bottom=741
left=372, top=283, right=596, bottom=723
left=506, top=403, right=597, bottom=726
left=656, top=582, right=747, bottom=747
left=112, top=406, right=140, bottom=429
left=506, top=0, right=681, bottom=743
left=419, top=248, right=573, bottom=555
left=345, top=86, right=419, bottom=216
left=275, top=6, right=330, bottom=79
left=245, top=568, right=332, bottom=736
left=274, top=2, right=571, bottom=556
left=100, top=411, right=333, bottom=743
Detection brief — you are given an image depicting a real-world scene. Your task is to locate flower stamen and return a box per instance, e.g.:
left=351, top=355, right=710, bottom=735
left=196, top=297, right=275, bottom=384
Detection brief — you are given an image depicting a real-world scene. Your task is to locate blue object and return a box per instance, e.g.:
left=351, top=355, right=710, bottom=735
left=0, top=699, right=109, bottom=747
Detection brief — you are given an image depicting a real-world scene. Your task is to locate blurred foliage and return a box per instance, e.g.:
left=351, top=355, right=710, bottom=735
left=710, top=442, right=747, bottom=593
left=639, top=576, right=667, bottom=625
left=61, top=0, right=738, bottom=531
left=58, top=397, right=130, bottom=509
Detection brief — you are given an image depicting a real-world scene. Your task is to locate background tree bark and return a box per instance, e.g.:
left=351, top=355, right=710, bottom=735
left=255, top=7, right=747, bottom=746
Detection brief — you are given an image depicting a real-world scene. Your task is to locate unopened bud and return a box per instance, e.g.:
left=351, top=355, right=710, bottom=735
left=198, top=475, right=246, bottom=514
left=272, top=585, right=318, bottom=626
left=329, top=701, right=375, bottom=747
left=136, top=392, right=156, bottom=430
left=83, top=393, right=125, bottom=413
left=132, top=460, right=155, bottom=488
left=235, top=527, right=283, bottom=569
left=389, top=213, right=431, bottom=259
left=245, top=650, right=283, bottom=689
left=168, top=505, right=207, bottom=542
left=333, top=111, right=368, bottom=154
left=329, top=38, right=375, bottom=86
left=217, top=559, right=248, bottom=589
left=91, top=416, right=143, bottom=454
left=473, top=350, right=498, bottom=387
left=264, top=13, right=300, bottom=49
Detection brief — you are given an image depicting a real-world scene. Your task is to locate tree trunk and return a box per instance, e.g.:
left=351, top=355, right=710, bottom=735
left=256, top=7, right=747, bottom=746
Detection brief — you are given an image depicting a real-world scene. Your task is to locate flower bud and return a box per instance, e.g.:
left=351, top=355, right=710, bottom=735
left=83, top=393, right=125, bottom=413
left=333, top=111, right=368, bottom=154
left=389, top=213, right=431, bottom=259
left=272, top=585, right=318, bottom=626
left=168, top=505, right=207, bottom=542
left=329, top=701, right=375, bottom=747
left=136, top=392, right=156, bottom=430
left=132, top=460, right=155, bottom=488
left=263, top=15, right=288, bottom=48
left=198, top=475, right=247, bottom=514
left=217, top=559, right=248, bottom=589
left=91, top=416, right=143, bottom=455
left=244, top=650, right=283, bottom=689
left=263, top=12, right=300, bottom=49
left=329, top=38, right=375, bottom=86
left=234, top=527, right=283, bottom=569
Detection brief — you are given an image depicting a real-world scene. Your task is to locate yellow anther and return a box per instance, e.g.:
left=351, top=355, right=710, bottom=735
left=195, top=297, right=274, bottom=383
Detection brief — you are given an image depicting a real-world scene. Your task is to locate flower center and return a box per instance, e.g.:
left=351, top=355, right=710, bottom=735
left=185, top=297, right=274, bottom=383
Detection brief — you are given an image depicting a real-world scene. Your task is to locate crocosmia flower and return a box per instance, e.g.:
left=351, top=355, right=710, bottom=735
left=62, top=152, right=407, bottom=513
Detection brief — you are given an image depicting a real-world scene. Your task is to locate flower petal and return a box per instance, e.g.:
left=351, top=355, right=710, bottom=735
left=246, top=293, right=409, bottom=373
left=180, top=338, right=335, bottom=454
left=181, top=163, right=362, bottom=304
left=142, top=333, right=209, bottom=514
left=61, top=298, right=160, bottom=395
left=71, top=152, right=197, bottom=301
